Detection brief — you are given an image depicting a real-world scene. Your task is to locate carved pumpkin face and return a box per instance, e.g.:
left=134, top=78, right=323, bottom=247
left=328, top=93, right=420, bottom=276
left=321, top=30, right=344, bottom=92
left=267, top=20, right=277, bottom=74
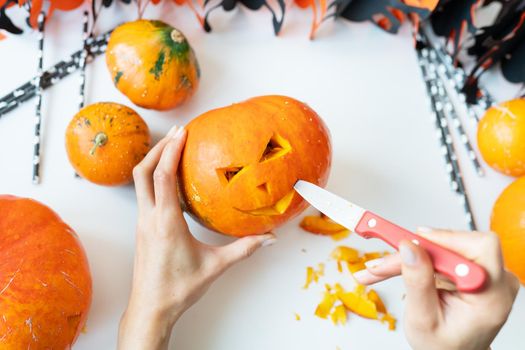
left=179, top=95, right=332, bottom=236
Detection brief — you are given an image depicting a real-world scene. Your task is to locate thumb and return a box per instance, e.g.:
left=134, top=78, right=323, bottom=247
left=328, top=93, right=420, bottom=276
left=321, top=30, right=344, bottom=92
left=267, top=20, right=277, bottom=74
left=218, top=233, right=276, bottom=270
left=400, top=240, right=441, bottom=330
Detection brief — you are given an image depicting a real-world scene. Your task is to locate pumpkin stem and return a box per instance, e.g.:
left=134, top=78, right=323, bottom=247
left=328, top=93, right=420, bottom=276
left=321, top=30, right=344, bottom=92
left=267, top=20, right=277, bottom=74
left=90, top=132, right=108, bottom=156
left=170, top=29, right=185, bottom=43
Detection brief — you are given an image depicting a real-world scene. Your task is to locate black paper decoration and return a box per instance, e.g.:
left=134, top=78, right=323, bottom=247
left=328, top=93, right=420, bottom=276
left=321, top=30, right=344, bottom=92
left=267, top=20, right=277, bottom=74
left=0, top=1, right=22, bottom=35
left=339, top=0, right=429, bottom=34
left=431, top=0, right=481, bottom=55
left=459, top=0, right=525, bottom=101
left=203, top=0, right=286, bottom=34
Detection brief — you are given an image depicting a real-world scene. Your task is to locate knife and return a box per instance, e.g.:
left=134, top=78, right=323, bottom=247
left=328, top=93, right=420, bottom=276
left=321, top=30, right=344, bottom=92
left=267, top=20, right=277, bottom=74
left=294, top=180, right=487, bottom=292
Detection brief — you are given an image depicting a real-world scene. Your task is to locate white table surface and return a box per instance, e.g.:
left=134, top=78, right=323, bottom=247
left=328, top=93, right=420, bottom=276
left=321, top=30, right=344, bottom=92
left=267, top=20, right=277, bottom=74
left=1, top=4, right=524, bottom=349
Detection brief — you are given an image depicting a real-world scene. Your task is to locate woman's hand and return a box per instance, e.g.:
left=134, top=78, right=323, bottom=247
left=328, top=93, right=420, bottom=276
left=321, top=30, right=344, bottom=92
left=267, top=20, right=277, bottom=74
left=353, top=228, right=520, bottom=350
left=118, top=126, right=276, bottom=350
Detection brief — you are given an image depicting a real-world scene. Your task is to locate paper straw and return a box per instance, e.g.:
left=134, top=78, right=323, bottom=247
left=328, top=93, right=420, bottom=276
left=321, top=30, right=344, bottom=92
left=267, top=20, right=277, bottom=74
left=426, top=53, right=485, bottom=177
left=32, top=12, right=45, bottom=184
left=0, top=31, right=111, bottom=118
left=416, top=38, right=477, bottom=230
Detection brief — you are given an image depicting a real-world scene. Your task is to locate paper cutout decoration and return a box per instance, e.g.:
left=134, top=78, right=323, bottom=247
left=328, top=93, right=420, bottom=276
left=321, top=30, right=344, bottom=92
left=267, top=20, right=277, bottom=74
left=430, top=0, right=481, bottom=55
left=1, top=0, right=437, bottom=40
left=465, top=1, right=525, bottom=90
left=204, top=0, right=286, bottom=34
left=0, top=2, right=22, bottom=35
left=339, top=0, right=430, bottom=34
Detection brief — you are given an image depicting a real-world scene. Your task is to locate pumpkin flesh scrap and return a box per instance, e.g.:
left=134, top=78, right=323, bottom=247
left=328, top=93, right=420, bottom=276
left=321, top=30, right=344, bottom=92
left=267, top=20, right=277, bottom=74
left=300, top=214, right=350, bottom=237
left=314, top=291, right=336, bottom=319
left=303, top=263, right=324, bottom=289
left=307, top=246, right=396, bottom=331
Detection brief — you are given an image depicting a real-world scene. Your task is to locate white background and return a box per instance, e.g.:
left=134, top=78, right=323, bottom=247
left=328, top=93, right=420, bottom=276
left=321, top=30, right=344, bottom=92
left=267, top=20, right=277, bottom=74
left=0, top=3, right=524, bottom=349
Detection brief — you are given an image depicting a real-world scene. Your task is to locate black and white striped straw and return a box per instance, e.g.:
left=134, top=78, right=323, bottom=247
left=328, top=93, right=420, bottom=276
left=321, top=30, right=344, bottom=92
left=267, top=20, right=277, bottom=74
left=416, top=43, right=459, bottom=193
left=416, top=39, right=477, bottom=230
left=78, top=11, right=89, bottom=110
left=75, top=12, right=90, bottom=179
left=426, top=54, right=485, bottom=177
left=0, top=31, right=111, bottom=118
left=420, top=25, right=495, bottom=121
left=32, top=12, right=45, bottom=184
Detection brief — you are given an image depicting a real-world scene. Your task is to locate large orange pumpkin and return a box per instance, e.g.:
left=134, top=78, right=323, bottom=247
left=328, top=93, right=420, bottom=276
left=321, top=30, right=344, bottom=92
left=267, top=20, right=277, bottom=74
left=0, top=195, right=92, bottom=348
left=478, top=98, right=525, bottom=177
left=491, top=176, right=525, bottom=285
left=179, top=95, right=332, bottom=236
left=65, top=102, right=151, bottom=186
left=106, top=19, right=200, bottom=111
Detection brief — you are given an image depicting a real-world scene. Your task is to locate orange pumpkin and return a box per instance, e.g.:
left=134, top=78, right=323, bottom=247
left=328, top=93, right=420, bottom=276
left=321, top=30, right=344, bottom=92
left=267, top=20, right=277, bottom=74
left=0, top=195, right=92, bottom=348
left=179, top=95, right=332, bottom=236
left=65, top=102, right=151, bottom=186
left=106, top=19, right=200, bottom=111
left=491, top=176, right=525, bottom=285
left=478, top=98, right=525, bottom=177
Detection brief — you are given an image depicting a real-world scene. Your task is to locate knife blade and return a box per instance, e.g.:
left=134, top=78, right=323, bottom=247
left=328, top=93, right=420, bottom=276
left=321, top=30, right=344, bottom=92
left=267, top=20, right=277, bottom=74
left=294, top=180, right=487, bottom=292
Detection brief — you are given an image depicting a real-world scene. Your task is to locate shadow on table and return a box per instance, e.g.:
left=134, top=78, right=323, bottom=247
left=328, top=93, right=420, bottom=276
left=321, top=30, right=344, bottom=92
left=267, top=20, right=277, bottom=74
left=80, top=234, right=133, bottom=338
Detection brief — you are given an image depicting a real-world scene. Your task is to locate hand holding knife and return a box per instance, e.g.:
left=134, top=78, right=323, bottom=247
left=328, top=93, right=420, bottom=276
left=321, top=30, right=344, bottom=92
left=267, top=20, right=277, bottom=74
left=293, top=180, right=487, bottom=292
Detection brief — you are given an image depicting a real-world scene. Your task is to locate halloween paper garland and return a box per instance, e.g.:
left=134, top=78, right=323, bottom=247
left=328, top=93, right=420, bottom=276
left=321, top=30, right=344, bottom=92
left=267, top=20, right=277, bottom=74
left=430, top=0, right=525, bottom=102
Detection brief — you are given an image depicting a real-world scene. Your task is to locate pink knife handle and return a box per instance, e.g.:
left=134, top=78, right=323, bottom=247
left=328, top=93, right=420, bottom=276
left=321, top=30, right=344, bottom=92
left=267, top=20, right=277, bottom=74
left=355, top=211, right=487, bottom=292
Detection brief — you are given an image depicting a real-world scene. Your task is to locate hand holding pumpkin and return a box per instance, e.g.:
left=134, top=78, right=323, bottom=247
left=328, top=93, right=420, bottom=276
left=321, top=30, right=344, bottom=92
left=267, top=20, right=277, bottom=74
left=118, top=125, right=276, bottom=350
left=354, top=229, right=519, bottom=350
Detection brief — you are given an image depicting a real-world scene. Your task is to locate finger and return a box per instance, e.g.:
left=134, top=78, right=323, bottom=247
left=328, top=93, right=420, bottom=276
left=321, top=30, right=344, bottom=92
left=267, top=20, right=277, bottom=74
left=133, top=125, right=180, bottom=210
left=435, top=273, right=457, bottom=291
left=217, top=233, right=276, bottom=271
left=400, top=240, right=441, bottom=330
left=416, top=227, right=504, bottom=280
left=153, top=127, right=187, bottom=216
left=353, top=253, right=401, bottom=285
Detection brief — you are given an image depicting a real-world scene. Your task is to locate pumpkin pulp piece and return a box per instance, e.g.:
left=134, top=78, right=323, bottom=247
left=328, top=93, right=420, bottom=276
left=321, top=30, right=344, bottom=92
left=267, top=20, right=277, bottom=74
left=339, top=291, right=378, bottom=319
left=89, top=132, right=108, bottom=156
left=300, top=215, right=349, bottom=235
left=315, top=291, right=337, bottom=319
left=331, top=246, right=360, bottom=263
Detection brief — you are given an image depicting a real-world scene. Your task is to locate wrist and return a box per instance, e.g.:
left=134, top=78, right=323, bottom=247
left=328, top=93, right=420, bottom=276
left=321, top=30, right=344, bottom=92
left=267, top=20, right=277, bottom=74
left=118, top=301, right=182, bottom=350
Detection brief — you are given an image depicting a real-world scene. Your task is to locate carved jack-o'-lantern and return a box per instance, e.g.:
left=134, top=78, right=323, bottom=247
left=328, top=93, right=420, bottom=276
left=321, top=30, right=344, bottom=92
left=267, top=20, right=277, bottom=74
left=179, top=95, right=332, bottom=236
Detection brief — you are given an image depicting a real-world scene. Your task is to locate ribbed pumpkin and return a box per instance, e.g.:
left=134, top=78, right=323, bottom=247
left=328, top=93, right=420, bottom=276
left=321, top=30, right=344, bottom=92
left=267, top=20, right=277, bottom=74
left=179, top=95, right=332, bottom=237
left=478, top=98, right=525, bottom=177
left=106, top=20, right=200, bottom=111
left=65, top=102, right=151, bottom=186
left=491, top=176, right=525, bottom=285
left=0, top=195, right=92, bottom=348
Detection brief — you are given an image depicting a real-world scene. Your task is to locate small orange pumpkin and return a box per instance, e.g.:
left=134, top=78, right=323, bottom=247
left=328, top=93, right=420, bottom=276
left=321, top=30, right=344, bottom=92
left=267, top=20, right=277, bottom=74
left=65, top=102, right=151, bottom=186
left=490, top=176, right=525, bottom=285
left=0, top=195, right=92, bottom=348
left=478, top=98, right=525, bottom=177
left=179, top=95, right=332, bottom=236
left=106, top=19, right=200, bottom=111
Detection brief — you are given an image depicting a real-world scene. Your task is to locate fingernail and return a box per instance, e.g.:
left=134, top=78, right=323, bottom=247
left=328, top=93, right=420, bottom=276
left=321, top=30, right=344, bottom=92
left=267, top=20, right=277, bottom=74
left=353, top=269, right=373, bottom=282
left=417, top=226, right=432, bottom=234
left=261, top=238, right=276, bottom=247
left=399, top=243, right=417, bottom=266
left=364, top=258, right=384, bottom=269
left=167, top=125, right=179, bottom=137
left=173, top=126, right=185, bottom=139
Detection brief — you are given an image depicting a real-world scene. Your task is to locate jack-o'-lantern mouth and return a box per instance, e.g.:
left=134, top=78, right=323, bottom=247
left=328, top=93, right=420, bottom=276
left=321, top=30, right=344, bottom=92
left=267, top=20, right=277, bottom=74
left=236, top=190, right=295, bottom=216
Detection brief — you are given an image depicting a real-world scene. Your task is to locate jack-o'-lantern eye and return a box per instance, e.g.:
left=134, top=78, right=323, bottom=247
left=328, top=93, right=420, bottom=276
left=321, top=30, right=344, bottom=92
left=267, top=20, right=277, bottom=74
left=259, top=134, right=291, bottom=162
left=216, top=166, right=244, bottom=185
